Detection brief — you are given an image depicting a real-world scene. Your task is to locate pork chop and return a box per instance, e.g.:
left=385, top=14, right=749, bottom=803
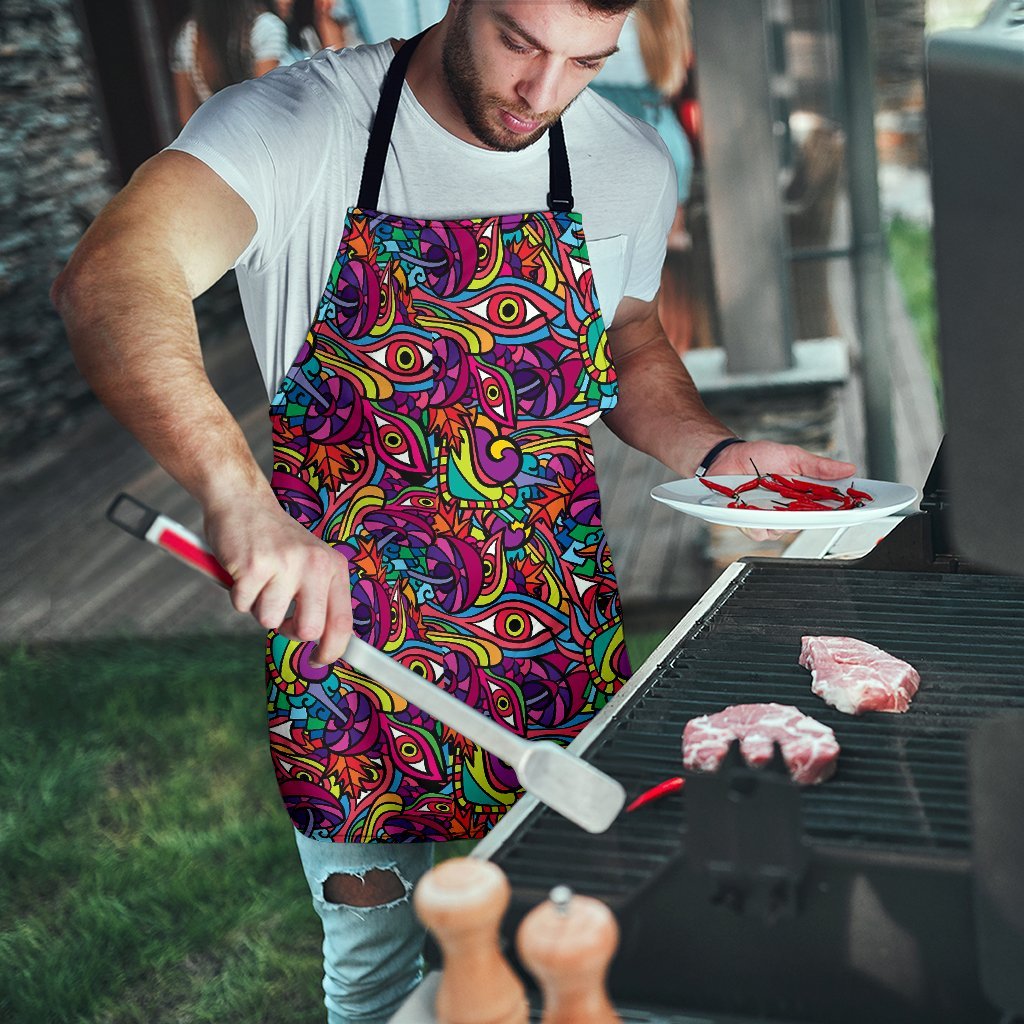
left=799, top=635, right=920, bottom=715
left=682, top=702, right=840, bottom=785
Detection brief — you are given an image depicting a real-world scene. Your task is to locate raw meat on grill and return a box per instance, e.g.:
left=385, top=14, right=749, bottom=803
left=682, top=703, right=840, bottom=785
left=799, top=635, right=920, bottom=716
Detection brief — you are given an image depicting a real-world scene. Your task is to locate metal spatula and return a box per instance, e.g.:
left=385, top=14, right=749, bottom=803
left=107, top=493, right=626, bottom=834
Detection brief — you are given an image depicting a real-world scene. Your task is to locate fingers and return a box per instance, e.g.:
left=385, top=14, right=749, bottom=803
left=204, top=499, right=358, bottom=667
left=798, top=453, right=857, bottom=480
left=721, top=442, right=857, bottom=481
left=286, top=582, right=328, bottom=644
left=276, top=548, right=336, bottom=640
left=273, top=549, right=353, bottom=665
left=313, top=571, right=354, bottom=666
left=250, top=577, right=297, bottom=631
left=740, top=527, right=788, bottom=543
left=224, top=537, right=352, bottom=662
left=227, top=552, right=280, bottom=619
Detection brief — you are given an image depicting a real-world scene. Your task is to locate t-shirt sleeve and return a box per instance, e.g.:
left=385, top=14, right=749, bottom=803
left=165, top=64, right=343, bottom=273
left=622, top=132, right=678, bottom=303
left=251, top=12, right=289, bottom=63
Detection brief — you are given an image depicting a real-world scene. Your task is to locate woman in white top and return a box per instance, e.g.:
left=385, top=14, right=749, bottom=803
left=171, top=0, right=289, bottom=126
left=275, top=0, right=350, bottom=63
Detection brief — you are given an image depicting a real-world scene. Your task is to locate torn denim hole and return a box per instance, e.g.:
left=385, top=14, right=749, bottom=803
left=317, top=864, right=414, bottom=921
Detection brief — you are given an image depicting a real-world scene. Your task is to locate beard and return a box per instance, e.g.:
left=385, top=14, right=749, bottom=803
left=441, top=4, right=560, bottom=151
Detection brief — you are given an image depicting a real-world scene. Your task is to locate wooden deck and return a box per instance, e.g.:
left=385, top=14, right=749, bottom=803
left=2, top=247, right=941, bottom=645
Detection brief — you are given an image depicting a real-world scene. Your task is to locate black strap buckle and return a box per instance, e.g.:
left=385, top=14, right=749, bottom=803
left=546, top=191, right=574, bottom=213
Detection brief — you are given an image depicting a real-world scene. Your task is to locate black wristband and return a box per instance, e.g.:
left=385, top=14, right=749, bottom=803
left=695, top=437, right=745, bottom=478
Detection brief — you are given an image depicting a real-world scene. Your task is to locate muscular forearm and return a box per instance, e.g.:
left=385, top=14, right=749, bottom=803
left=51, top=154, right=273, bottom=516
left=604, top=326, right=734, bottom=478
left=53, top=236, right=271, bottom=515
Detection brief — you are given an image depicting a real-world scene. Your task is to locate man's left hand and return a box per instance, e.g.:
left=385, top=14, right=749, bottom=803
left=706, top=440, right=857, bottom=542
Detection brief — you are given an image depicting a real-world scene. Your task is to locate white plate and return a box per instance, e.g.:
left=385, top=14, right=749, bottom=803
left=650, top=476, right=920, bottom=529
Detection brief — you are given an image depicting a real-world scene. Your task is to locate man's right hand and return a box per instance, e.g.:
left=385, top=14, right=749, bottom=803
left=204, top=496, right=353, bottom=665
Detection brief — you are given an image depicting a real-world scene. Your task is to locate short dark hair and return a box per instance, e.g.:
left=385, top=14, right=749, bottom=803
left=579, top=0, right=640, bottom=13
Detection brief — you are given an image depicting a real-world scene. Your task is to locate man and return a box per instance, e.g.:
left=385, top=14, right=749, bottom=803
left=53, top=2, right=854, bottom=1020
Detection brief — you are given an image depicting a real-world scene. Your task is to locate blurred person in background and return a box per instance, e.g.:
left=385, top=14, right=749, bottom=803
left=593, top=0, right=693, bottom=221
left=277, top=0, right=351, bottom=62
left=171, top=0, right=289, bottom=126
left=336, top=0, right=447, bottom=43
left=593, top=0, right=694, bottom=347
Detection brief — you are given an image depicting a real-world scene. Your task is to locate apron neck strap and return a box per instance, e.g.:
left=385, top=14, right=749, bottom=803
left=357, top=29, right=574, bottom=215
left=358, top=29, right=426, bottom=211
left=546, top=119, right=574, bottom=213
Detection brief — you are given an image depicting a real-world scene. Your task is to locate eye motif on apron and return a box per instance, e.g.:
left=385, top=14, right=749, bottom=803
left=268, top=31, right=632, bottom=842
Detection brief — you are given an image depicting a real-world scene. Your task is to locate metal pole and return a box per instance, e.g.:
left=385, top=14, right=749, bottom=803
left=129, top=0, right=178, bottom=149
left=691, top=0, right=794, bottom=374
left=837, top=0, right=898, bottom=480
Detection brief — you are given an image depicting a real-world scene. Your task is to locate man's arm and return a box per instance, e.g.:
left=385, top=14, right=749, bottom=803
left=51, top=150, right=353, bottom=661
left=603, top=296, right=856, bottom=480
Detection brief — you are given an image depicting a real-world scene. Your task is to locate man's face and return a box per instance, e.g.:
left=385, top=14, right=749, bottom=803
left=441, top=1, right=627, bottom=151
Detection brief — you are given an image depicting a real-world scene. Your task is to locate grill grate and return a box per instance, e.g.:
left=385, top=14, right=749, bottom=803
left=492, top=563, right=1024, bottom=905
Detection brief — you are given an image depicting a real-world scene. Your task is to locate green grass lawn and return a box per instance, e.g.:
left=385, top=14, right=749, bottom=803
left=887, top=215, right=941, bottom=403
left=0, top=637, right=323, bottom=1024
left=1, top=629, right=666, bottom=1023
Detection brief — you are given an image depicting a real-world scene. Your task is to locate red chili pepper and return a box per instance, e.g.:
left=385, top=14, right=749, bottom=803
left=705, top=469, right=872, bottom=514
left=776, top=474, right=850, bottom=500
left=625, top=776, right=685, bottom=812
left=764, top=480, right=824, bottom=502
left=784, top=498, right=836, bottom=511
left=811, top=487, right=847, bottom=500
left=734, top=478, right=762, bottom=494
left=699, top=478, right=738, bottom=498
left=768, top=473, right=813, bottom=493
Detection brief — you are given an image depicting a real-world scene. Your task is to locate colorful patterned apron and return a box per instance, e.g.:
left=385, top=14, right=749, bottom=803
left=267, top=31, right=632, bottom=842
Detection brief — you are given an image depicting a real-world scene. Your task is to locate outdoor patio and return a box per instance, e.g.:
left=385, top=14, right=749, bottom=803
left=0, top=177, right=941, bottom=646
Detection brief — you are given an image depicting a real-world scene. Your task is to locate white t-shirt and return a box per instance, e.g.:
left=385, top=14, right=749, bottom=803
left=169, top=40, right=677, bottom=399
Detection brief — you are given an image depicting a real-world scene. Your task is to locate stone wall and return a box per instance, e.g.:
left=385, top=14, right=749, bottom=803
left=0, top=0, right=115, bottom=464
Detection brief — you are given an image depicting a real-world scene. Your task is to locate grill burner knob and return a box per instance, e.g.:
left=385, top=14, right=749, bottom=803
left=517, top=885, right=621, bottom=1023
left=413, top=857, right=528, bottom=1024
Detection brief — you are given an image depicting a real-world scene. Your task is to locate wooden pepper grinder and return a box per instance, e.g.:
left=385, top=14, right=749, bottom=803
left=413, top=856, right=528, bottom=1024
left=516, top=885, right=621, bottom=1024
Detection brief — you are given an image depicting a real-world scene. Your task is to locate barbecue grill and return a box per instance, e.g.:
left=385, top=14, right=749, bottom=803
left=393, top=7, right=1024, bottom=1022
left=474, top=6, right=1024, bottom=1019
left=473, top=453, right=1024, bottom=1022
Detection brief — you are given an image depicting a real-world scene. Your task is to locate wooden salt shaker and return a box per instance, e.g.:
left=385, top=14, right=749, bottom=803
left=516, top=885, right=621, bottom=1024
left=413, top=857, right=528, bottom=1024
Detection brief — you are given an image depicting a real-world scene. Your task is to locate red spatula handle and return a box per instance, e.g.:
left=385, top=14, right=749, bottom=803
left=106, top=492, right=234, bottom=588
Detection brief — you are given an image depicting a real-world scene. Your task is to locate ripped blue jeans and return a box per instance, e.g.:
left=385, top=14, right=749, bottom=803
left=294, top=831, right=435, bottom=1024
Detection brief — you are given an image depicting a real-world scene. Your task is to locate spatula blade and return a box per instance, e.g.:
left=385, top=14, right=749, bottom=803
left=517, top=741, right=625, bottom=834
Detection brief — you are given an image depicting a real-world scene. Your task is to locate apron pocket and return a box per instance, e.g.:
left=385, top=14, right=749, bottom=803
left=584, top=234, right=628, bottom=327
